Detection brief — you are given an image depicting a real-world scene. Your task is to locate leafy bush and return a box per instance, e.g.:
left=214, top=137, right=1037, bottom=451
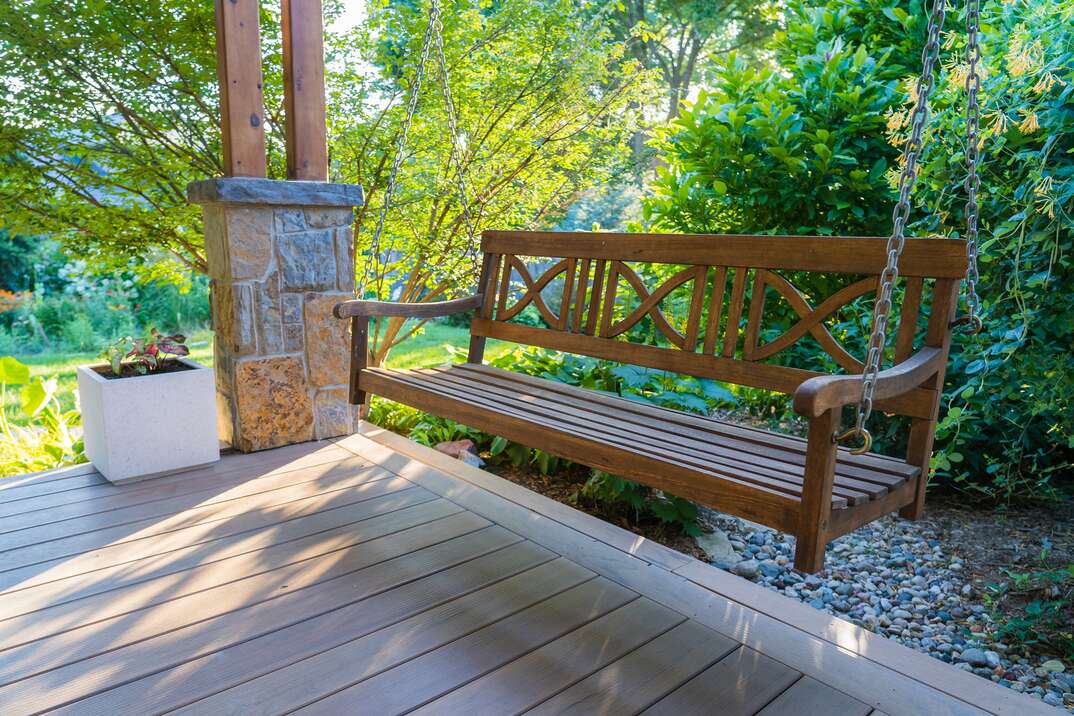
left=0, top=356, right=83, bottom=477
left=985, top=549, right=1074, bottom=659
left=645, top=0, right=1074, bottom=501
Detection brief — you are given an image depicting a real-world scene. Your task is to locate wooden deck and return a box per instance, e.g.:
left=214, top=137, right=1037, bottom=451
left=0, top=428, right=1052, bottom=716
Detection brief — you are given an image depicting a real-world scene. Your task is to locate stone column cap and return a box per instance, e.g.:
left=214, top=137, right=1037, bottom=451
left=188, top=177, right=364, bottom=208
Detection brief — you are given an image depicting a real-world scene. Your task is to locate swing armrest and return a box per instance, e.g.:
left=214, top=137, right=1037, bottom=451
left=333, top=294, right=484, bottom=319
left=793, top=347, right=945, bottom=418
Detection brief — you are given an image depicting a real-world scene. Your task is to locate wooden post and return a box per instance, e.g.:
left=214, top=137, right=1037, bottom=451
left=794, top=409, right=839, bottom=573
left=900, top=278, right=959, bottom=520
left=214, top=0, right=268, bottom=177
left=282, top=0, right=329, bottom=181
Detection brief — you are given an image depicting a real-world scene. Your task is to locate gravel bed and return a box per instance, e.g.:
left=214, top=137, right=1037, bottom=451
left=699, top=508, right=1074, bottom=712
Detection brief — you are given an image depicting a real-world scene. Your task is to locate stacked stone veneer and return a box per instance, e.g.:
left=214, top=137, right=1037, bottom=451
left=188, top=178, right=364, bottom=452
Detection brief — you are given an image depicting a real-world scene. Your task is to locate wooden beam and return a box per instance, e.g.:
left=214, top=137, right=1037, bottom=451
left=282, top=0, right=329, bottom=181
left=214, top=0, right=268, bottom=177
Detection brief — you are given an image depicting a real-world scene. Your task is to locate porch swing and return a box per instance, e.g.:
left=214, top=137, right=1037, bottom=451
left=335, top=0, right=987, bottom=572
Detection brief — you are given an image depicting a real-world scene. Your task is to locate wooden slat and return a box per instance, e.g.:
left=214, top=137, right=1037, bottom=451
left=560, top=257, right=576, bottom=330
left=496, top=254, right=513, bottom=317
left=214, top=0, right=267, bottom=177
left=481, top=231, right=968, bottom=278
left=0, top=513, right=494, bottom=689
left=411, top=598, right=685, bottom=715
left=758, top=676, right=872, bottom=716
left=743, top=269, right=767, bottom=358
left=55, top=544, right=567, bottom=716
left=454, top=364, right=913, bottom=485
left=411, top=367, right=879, bottom=504
left=0, top=482, right=429, bottom=620
left=282, top=0, right=328, bottom=180
left=0, top=465, right=104, bottom=503
left=360, top=368, right=804, bottom=531
left=0, top=524, right=519, bottom=712
left=682, top=265, right=708, bottom=351
left=571, top=258, right=590, bottom=332
left=722, top=268, right=748, bottom=357
left=895, top=276, right=924, bottom=362
left=641, top=645, right=801, bottom=716
left=526, top=619, right=738, bottom=716
left=701, top=265, right=727, bottom=355
left=598, top=260, right=619, bottom=337
left=429, top=367, right=904, bottom=495
left=289, top=579, right=640, bottom=715
left=585, top=259, right=607, bottom=335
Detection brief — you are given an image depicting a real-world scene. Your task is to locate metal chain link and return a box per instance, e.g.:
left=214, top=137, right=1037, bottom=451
left=837, top=0, right=948, bottom=454
left=358, top=0, right=441, bottom=297
left=958, top=0, right=984, bottom=334
left=431, top=11, right=480, bottom=267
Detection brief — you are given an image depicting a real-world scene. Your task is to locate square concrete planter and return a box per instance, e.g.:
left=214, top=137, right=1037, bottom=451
left=77, top=358, right=220, bottom=484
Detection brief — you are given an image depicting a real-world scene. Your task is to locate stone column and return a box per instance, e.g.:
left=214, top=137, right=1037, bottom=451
left=188, top=177, right=364, bottom=452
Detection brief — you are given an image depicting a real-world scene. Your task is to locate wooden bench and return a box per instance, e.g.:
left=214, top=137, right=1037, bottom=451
left=336, top=231, right=963, bottom=572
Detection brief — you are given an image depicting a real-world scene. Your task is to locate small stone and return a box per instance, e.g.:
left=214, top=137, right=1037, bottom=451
left=759, top=559, right=782, bottom=578
left=984, top=651, right=1001, bottom=668
left=1041, top=659, right=1066, bottom=674
left=1043, top=693, right=1062, bottom=707
left=958, top=648, right=990, bottom=668
left=698, top=529, right=741, bottom=567
left=732, top=559, right=760, bottom=579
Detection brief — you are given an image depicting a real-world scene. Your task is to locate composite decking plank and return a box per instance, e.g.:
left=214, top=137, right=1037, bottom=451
left=524, top=619, right=738, bottom=716
left=757, top=676, right=872, bottom=716
left=640, top=645, right=801, bottom=716
left=0, top=455, right=382, bottom=554
left=0, top=468, right=105, bottom=503
left=0, top=446, right=356, bottom=533
left=0, top=461, right=103, bottom=491
left=0, top=442, right=350, bottom=516
left=0, top=463, right=408, bottom=586
left=168, top=557, right=594, bottom=716
left=0, top=512, right=494, bottom=688
left=0, top=485, right=439, bottom=642
left=0, top=483, right=430, bottom=614
left=0, top=525, right=521, bottom=714
left=50, top=543, right=567, bottom=716
left=293, top=579, right=641, bottom=715
left=408, top=597, right=685, bottom=716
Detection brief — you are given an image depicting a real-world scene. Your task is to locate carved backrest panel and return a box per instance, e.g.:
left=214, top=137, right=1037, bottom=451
left=472, top=232, right=962, bottom=401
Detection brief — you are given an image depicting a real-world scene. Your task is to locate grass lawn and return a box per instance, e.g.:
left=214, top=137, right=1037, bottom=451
left=2, top=321, right=510, bottom=423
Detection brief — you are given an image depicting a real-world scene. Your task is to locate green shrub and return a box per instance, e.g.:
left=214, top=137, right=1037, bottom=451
left=645, top=0, right=1074, bottom=501
left=0, top=356, right=84, bottom=477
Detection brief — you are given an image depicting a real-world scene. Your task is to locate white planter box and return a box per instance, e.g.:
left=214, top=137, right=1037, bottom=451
left=77, top=358, right=220, bottom=484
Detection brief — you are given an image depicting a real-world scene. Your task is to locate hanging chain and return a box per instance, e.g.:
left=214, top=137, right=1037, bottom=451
left=956, top=0, right=984, bottom=334
left=836, top=0, right=948, bottom=455
left=358, top=0, right=441, bottom=297
left=431, top=13, right=479, bottom=267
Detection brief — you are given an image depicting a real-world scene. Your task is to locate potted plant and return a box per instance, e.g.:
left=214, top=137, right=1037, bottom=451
left=77, top=329, right=219, bottom=484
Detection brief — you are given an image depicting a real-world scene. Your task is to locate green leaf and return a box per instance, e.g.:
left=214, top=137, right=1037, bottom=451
left=0, top=356, right=30, bottom=385
left=20, top=377, right=57, bottom=417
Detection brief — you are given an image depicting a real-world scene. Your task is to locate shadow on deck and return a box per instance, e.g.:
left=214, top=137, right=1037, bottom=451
left=0, top=428, right=1050, bottom=715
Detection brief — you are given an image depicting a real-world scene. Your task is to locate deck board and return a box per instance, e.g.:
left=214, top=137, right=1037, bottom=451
left=0, top=435, right=1052, bottom=716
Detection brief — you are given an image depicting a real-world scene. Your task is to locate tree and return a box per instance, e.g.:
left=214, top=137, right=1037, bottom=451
left=644, top=0, right=1074, bottom=499
left=607, top=0, right=775, bottom=121
left=334, top=0, right=648, bottom=366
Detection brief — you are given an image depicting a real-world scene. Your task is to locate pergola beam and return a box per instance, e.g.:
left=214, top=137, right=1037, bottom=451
left=282, top=0, right=329, bottom=181
left=214, top=0, right=268, bottom=177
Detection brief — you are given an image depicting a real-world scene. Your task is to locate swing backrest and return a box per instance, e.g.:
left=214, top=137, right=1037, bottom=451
left=471, top=231, right=966, bottom=420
